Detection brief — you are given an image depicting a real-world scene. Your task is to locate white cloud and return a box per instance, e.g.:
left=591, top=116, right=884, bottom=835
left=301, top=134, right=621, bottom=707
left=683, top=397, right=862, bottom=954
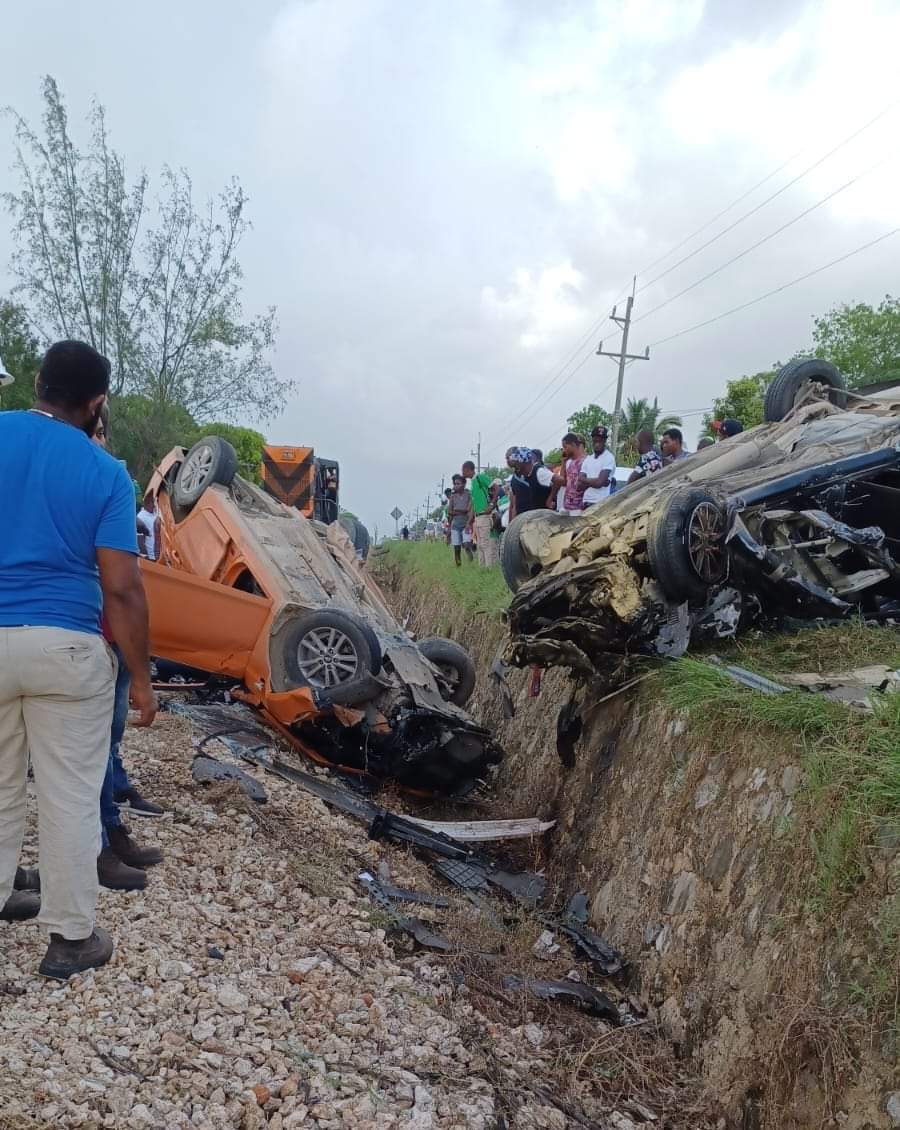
left=482, top=262, right=588, bottom=349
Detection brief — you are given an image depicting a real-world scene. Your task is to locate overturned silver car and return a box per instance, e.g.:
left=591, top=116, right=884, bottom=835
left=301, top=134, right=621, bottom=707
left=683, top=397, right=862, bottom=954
left=502, top=360, right=900, bottom=677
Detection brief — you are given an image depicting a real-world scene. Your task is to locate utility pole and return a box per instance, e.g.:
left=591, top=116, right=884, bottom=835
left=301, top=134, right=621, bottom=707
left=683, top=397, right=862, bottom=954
left=596, top=279, right=649, bottom=457
left=470, top=433, right=482, bottom=473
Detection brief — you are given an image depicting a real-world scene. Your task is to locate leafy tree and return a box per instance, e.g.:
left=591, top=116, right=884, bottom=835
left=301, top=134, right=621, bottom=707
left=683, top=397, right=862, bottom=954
left=813, top=296, right=900, bottom=388
left=107, top=395, right=197, bottom=486
left=701, top=370, right=775, bottom=436
left=565, top=404, right=613, bottom=444
left=4, top=76, right=289, bottom=422
left=0, top=298, right=41, bottom=410
left=187, top=422, right=265, bottom=484
left=617, top=397, right=681, bottom=460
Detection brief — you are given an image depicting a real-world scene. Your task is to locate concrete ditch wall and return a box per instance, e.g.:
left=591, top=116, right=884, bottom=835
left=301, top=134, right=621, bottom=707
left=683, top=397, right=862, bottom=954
left=380, top=557, right=898, bottom=1130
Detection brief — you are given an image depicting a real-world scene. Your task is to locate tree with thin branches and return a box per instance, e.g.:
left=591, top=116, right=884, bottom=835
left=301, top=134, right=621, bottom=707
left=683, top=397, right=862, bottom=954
left=3, top=76, right=289, bottom=423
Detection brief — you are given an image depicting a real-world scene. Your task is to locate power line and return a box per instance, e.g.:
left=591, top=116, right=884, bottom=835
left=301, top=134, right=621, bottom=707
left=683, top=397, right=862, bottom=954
left=649, top=226, right=900, bottom=349
left=483, top=310, right=613, bottom=448
left=635, top=96, right=900, bottom=298
left=634, top=148, right=899, bottom=326
left=634, top=147, right=806, bottom=279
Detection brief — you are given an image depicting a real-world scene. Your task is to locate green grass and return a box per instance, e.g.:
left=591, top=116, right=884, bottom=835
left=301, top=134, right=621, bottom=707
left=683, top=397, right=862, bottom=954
left=662, top=654, right=900, bottom=911
left=379, top=539, right=511, bottom=618
left=711, top=619, right=900, bottom=675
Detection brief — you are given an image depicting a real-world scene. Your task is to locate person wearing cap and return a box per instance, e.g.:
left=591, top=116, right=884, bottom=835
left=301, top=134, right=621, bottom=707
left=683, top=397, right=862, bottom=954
left=578, top=426, right=616, bottom=509
left=717, top=418, right=744, bottom=440
left=505, top=448, right=553, bottom=520
left=697, top=436, right=716, bottom=450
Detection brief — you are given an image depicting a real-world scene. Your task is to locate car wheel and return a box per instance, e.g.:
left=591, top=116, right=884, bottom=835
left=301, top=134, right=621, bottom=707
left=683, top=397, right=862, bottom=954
left=172, top=436, right=239, bottom=510
left=501, top=510, right=574, bottom=594
left=281, top=609, right=382, bottom=705
left=647, top=487, right=728, bottom=602
left=418, top=637, right=476, bottom=706
left=764, top=358, right=847, bottom=422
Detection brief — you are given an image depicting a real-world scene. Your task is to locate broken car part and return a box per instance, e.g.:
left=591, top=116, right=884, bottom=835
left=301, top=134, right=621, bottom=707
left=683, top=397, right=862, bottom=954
left=140, top=437, right=501, bottom=794
left=501, top=975, right=621, bottom=1022
left=190, top=755, right=268, bottom=803
left=503, top=362, right=900, bottom=682
left=550, top=892, right=626, bottom=977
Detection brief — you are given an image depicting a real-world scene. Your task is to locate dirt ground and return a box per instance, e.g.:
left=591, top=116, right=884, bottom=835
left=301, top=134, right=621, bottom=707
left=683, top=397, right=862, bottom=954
left=0, top=708, right=715, bottom=1130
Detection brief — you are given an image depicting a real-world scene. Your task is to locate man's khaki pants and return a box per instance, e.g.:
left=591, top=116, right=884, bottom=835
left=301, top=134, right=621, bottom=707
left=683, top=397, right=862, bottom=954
left=474, top=514, right=499, bottom=567
left=0, top=628, right=116, bottom=939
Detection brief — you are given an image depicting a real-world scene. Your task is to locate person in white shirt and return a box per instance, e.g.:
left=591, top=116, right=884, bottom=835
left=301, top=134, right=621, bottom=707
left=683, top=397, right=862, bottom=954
left=578, top=425, right=616, bottom=508
left=136, top=494, right=161, bottom=562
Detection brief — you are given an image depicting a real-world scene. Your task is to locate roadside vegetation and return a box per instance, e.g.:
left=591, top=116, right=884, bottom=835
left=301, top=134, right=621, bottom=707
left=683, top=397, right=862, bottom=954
left=380, top=540, right=510, bottom=618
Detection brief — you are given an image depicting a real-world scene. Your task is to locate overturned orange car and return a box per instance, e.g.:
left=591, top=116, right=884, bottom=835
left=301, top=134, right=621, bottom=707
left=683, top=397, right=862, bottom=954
left=140, top=437, right=500, bottom=794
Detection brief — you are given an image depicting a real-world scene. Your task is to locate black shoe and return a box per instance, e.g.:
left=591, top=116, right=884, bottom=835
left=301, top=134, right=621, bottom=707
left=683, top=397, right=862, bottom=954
left=107, top=824, right=163, bottom=869
left=38, top=927, right=113, bottom=981
left=1, top=890, right=40, bottom=921
left=113, top=788, right=165, bottom=818
left=14, top=866, right=40, bottom=892
left=98, top=846, right=147, bottom=891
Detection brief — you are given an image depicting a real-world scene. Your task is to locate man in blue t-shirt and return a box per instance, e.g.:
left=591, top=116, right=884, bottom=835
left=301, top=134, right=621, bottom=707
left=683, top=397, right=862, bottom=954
left=0, top=340, right=157, bottom=981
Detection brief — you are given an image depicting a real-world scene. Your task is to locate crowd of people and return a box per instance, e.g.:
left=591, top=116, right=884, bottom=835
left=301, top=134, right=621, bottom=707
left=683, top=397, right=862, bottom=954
left=421, top=417, right=744, bottom=567
left=0, top=341, right=164, bottom=981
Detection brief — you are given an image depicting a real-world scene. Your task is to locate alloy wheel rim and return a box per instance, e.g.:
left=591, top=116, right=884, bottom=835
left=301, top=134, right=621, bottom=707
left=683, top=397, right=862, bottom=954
left=687, top=502, right=726, bottom=583
left=181, top=445, right=214, bottom=493
left=297, top=626, right=360, bottom=689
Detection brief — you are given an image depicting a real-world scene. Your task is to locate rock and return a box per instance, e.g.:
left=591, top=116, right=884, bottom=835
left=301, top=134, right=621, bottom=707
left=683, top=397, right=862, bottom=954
left=704, top=838, right=734, bottom=888
left=159, top=960, right=193, bottom=981
left=666, top=872, right=697, bottom=915
left=693, top=776, right=719, bottom=810
left=361, top=992, right=374, bottom=1007
left=286, top=971, right=305, bottom=985
left=217, top=984, right=248, bottom=1013
left=886, top=1091, right=900, bottom=1127
left=251, top=1084, right=271, bottom=1106
left=192, top=1021, right=216, bottom=1043
left=207, top=945, right=225, bottom=960
left=781, top=765, right=802, bottom=796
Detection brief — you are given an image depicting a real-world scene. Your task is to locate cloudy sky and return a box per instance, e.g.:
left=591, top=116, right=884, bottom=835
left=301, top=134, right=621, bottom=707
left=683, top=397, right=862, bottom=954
left=3, top=0, right=899, bottom=532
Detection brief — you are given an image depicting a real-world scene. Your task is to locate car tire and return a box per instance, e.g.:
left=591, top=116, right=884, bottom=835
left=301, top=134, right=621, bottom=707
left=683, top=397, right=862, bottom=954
left=501, top=510, right=574, bottom=594
left=763, top=358, right=847, bottom=422
left=172, top=436, right=239, bottom=510
left=418, top=637, right=477, bottom=706
left=281, top=609, right=382, bottom=705
left=647, top=487, right=728, bottom=602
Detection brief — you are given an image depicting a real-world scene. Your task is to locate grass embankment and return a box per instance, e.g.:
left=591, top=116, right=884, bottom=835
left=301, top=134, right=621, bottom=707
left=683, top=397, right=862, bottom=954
left=662, top=626, right=900, bottom=1050
left=381, top=540, right=511, bottom=618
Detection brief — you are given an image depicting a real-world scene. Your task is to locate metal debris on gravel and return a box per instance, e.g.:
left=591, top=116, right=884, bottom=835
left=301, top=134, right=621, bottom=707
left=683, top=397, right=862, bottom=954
left=0, top=712, right=696, bottom=1129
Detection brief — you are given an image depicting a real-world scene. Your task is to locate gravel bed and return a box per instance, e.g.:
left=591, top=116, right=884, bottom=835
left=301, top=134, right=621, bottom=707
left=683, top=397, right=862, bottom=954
left=0, top=711, right=657, bottom=1129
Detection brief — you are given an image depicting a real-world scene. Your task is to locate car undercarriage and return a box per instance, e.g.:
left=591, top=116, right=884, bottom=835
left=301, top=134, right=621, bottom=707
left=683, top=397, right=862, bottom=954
left=503, top=363, right=900, bottom=680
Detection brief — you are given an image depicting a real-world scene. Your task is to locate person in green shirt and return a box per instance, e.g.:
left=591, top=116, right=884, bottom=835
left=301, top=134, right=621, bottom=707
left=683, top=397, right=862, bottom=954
left=462, top=461, right=498, bottom=567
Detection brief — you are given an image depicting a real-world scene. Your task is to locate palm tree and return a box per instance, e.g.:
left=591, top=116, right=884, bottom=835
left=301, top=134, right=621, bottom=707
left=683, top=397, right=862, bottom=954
left=616, top=397, right=682, bottom=461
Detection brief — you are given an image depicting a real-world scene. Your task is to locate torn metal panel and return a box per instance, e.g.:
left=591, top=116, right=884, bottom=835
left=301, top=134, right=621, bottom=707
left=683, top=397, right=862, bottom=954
left=778, top=664, right=900, bottom=709
left=403, top=816, right=556, bottom=842
left=501, top=975, right=621, bottom=1022
left=552, top=892, right=626, bottom=977
left=358, top=872, right=453, bottom=952
left=191, top=755, right=268, bottom=803
left=714, top=663, right=790, bottom=696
